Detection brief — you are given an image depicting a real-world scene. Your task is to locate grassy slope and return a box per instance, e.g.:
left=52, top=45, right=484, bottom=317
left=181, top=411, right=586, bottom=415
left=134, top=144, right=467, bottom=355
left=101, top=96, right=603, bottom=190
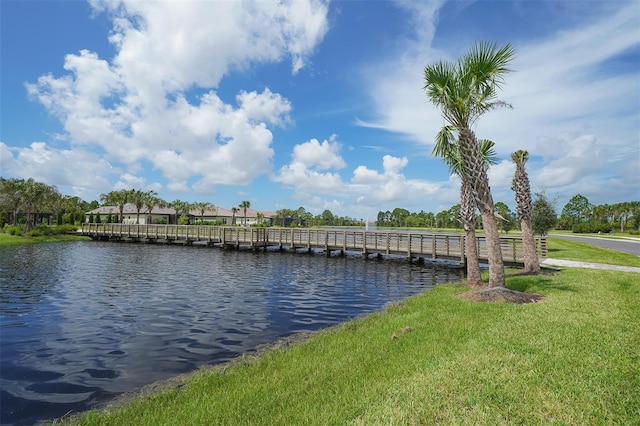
left=0, top=233, right=90, bottom=245
left=69, top=242, right=639, bottom=425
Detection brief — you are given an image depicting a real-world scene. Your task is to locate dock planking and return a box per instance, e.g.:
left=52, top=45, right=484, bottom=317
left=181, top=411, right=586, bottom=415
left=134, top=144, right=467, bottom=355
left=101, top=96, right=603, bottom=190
left=80, top=223, right=547, bottom=266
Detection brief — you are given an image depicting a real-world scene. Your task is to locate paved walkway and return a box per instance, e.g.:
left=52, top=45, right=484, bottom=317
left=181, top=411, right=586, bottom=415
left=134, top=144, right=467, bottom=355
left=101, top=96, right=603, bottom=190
left=541, top=258, right=640, bottom=273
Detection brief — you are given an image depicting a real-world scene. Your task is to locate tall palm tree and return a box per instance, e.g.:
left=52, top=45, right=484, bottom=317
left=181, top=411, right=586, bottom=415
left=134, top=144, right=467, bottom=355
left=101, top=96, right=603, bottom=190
left=239, top=200, right=251, bottom=226
left=100, top=190, right=130, bottom=223
left=130, top=189, right=157, bottom=224
left=231, top=207, right=239, bottom=226
left=424, top=41, right=515, bottom=288
left=511, top=150, right=540, bottom=273
left=433, top=127, right=499, bottom=285
left=192, top=201, right=213, bottom=224
left=143, top=192, right=165, bottom=224
left=171, top=200, right=192, bottom=225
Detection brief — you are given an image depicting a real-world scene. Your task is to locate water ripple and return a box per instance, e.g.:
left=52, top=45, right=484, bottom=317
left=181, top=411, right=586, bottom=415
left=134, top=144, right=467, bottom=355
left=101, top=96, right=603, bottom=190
left=0, top=241, right=462, bottom=425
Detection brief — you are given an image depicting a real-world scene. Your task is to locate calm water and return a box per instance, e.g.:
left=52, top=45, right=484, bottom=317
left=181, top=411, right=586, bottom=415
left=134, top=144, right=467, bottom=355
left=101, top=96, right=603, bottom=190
left=0, top=241, right=463, bottom=425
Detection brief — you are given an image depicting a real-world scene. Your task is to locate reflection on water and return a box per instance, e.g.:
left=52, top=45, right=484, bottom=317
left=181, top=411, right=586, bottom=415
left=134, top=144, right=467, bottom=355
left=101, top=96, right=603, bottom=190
left=0, top=241, right=463, bottom=425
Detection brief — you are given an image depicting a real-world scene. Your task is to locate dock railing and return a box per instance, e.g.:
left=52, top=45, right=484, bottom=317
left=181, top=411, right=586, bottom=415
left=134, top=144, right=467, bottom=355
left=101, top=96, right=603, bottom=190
left=80, top=224, right=547, bottom=265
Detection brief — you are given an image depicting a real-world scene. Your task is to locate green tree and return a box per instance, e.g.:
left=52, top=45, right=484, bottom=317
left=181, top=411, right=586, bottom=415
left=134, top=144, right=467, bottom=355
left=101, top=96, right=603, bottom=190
left=511, top=150, right=540, bottom=273
left=0, top=177, right=26, bottom=226
left=143, top=192, right=165, bottom=224
left=424, top=41, right=515, bottom=288
left=22, top=179, right=57, bottom=232
left=531, top=190, right=557, bottom=235
left=231, top=207, right=239, bottom=226
left=494, top=202, right=516, bottom=234
left=130, top=189, right=158, bottom=224
left=435, top=209, right=453, bottom=228
left=391, top=207, right=410, bottom=227
left=560, top=194, right=592, bottom=229
left=193, top=201, right=213, bottom=224
left=295, top=206, right=307, bottom=226
left=276, top=209, right=292, bottom=227
left=239, top=201, right=251, bottom=226
left=100, top=190, right=131, bottom=223
left=321, top=209, right=335, bottom=226
left=171, top=200, right=192, bottom=225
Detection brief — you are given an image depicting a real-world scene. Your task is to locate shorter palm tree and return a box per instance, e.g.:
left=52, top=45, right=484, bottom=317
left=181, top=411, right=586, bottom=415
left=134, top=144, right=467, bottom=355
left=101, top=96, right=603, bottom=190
left=240, top=201, right=251, bottom=226
left=231, top=207, right=239, bottom=226
left=511, top=150, right=540, bottom=273
left=193, top=201, right=213, bottom=224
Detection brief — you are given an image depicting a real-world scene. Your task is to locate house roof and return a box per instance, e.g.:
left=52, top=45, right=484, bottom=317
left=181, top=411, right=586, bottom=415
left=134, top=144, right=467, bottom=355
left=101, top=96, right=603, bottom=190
left=87, top=204, right=174, bottom=215
left=87, top=204, right=277, bottom=218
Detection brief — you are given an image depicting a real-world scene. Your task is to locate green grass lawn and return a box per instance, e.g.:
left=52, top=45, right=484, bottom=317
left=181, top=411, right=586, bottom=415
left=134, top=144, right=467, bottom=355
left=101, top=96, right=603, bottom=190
left=61, top=240, right=639, bottom=425
left=0, top=233, right=90, bottom=245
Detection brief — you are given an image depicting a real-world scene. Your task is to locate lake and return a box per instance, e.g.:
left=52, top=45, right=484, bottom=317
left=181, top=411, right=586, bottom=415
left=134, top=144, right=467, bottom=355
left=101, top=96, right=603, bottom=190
left=0, top=240, right=464, bottom=425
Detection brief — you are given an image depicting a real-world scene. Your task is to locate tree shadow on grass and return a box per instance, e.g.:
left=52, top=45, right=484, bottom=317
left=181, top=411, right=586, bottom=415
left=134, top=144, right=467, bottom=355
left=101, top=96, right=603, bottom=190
left=506, top=274, right=576, bottom=294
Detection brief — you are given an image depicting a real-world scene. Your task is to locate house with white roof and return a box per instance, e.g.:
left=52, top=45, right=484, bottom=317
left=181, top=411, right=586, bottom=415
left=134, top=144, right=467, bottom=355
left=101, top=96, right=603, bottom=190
left=86, top=204, right=278, bottom=226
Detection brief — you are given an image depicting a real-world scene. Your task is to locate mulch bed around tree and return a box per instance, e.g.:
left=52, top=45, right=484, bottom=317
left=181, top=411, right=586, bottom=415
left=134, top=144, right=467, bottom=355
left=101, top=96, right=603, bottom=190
left=457, top=286, right=545, bottom=304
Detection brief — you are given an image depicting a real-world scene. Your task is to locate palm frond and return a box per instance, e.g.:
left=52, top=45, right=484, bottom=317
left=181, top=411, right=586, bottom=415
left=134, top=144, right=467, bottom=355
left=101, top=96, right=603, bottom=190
left=478, top=139, right=499, bottom=167
left=510, top=149, right=529, bottom=165
left=432, top=126, right=463, bottom=175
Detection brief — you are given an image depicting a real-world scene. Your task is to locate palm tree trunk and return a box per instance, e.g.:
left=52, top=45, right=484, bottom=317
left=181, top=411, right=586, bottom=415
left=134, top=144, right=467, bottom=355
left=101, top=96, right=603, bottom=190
left=460, top=180, right=482, bottom=285
left=480, top=210, right=506, bottom=287
left=464, top=225, right=482, bottom=285
left=459, top=129, right=505, bottom=288
left=521, top=218, right=540, bottom=273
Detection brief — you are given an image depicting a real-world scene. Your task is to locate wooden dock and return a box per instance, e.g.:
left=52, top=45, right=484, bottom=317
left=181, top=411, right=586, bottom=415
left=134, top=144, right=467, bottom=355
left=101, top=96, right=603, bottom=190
left=80, top=224, right=547, bottom=266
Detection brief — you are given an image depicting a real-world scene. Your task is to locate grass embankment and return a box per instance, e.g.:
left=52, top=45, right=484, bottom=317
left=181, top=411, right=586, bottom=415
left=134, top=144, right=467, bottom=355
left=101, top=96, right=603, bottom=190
left=63, top=239, right=639, bottom=425
left=0, top=233, right=90, bottom=246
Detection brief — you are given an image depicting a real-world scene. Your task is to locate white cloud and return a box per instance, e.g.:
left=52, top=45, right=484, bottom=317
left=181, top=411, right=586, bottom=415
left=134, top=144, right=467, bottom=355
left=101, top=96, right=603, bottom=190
left=24, top=0, right=329, bottom=196
left=534, top=134, right=602, bottom=188
left=0, top=141, right=113, bottom=193
left=382, top=155, right=409, bottom=176
left=488, top=160, right=516, bottom=190
left=352, top=165, right=385, bottom=184
left=274, top=140, right=442, bottom=215
left=290, top=135, right=346, bottom=170
left=360, top=1, right=640, bottom=209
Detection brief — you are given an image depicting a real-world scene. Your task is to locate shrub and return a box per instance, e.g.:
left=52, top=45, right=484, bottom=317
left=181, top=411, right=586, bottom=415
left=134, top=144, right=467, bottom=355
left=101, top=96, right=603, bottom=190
left=5, top=225, right=24, bottom=235
left=178, top=214, right=190, bottom=225
left=58, top=224, right=79, bottom=233
left=572, top=222, right=612, bottom=234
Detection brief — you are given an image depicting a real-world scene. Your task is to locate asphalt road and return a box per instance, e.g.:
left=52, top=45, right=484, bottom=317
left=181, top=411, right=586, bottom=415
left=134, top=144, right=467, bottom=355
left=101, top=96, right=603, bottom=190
left=549, top=234, right=640, bottom=256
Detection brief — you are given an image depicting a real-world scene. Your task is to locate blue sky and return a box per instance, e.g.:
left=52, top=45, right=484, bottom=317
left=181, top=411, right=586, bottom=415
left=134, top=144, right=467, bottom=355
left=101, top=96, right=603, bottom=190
left=1, top=0, right=639, bottom=218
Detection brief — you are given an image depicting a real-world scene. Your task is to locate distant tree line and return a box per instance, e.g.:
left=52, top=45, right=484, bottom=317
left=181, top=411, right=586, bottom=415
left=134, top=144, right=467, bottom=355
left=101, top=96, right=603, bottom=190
left=556, top=195, right=639, bottom=234
left=2, top=177, right=637, bottom=236
left=0, top=177, right=98, bottom=233
left=376, top=192, right=639, bottom=236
